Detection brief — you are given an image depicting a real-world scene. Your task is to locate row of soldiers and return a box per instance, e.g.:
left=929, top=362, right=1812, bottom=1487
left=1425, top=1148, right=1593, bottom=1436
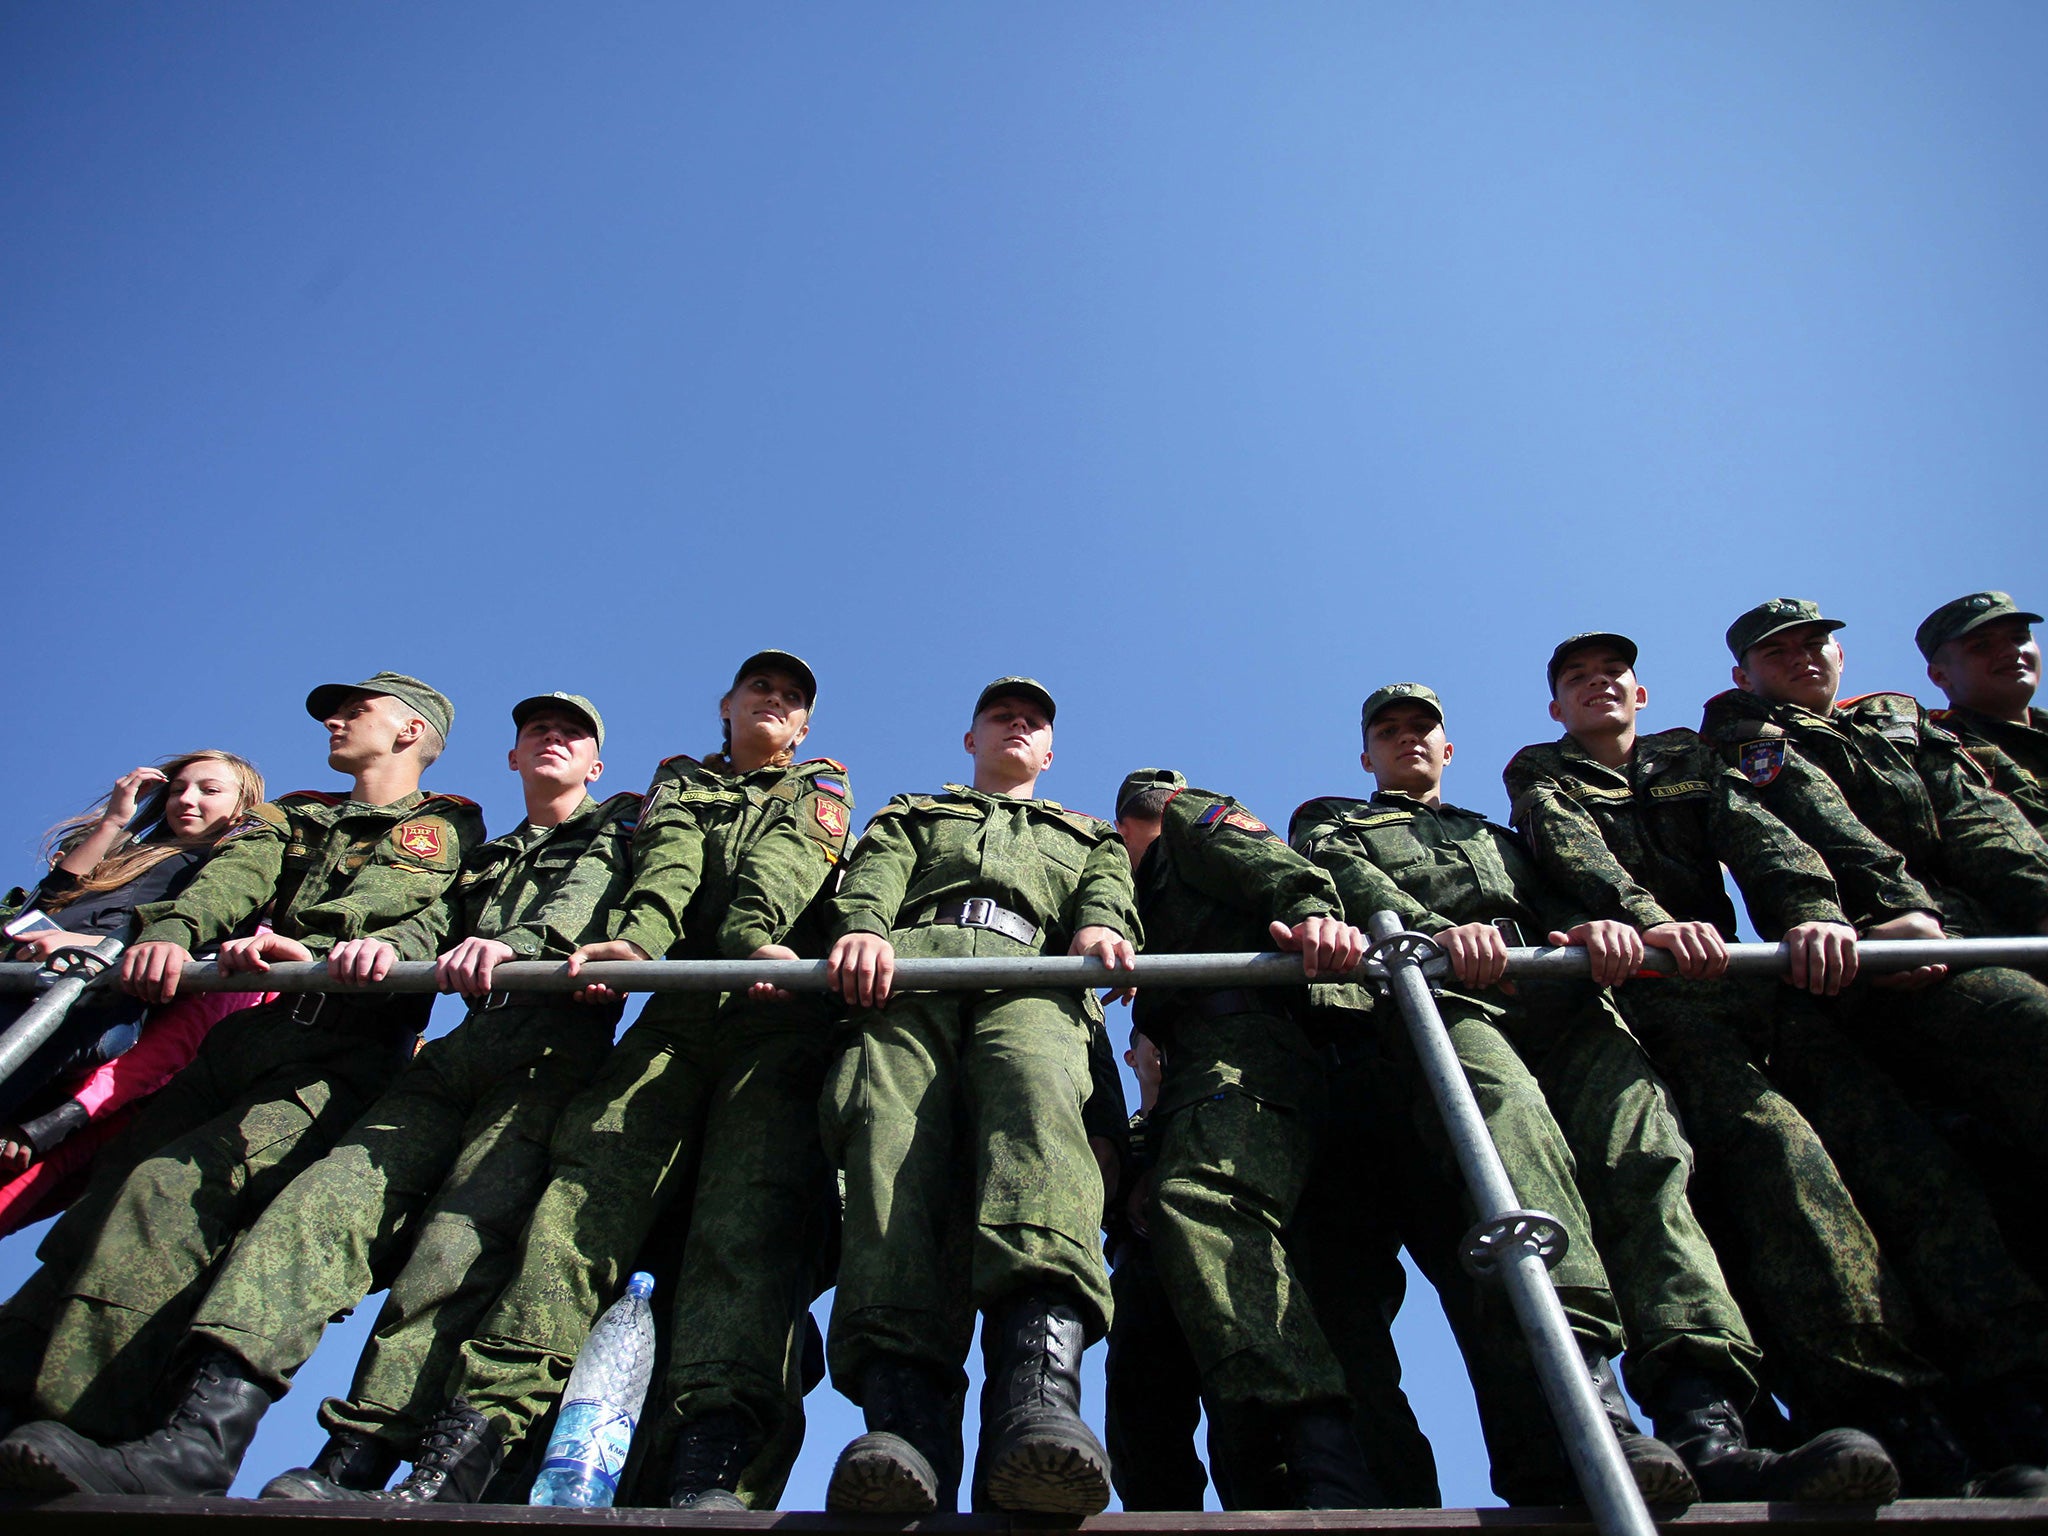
left=0, top=587, right=2040, bottom=1514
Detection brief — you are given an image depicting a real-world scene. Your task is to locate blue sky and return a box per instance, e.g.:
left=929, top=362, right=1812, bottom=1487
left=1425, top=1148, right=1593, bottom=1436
left=4, top=1, right=2046, bottom=1508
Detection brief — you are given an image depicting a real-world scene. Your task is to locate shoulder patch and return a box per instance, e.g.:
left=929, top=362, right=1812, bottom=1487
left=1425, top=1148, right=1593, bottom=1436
left=1646, top=780, right=1711, bottom=800
left=1356, top=810, right=1415, bottom=828
left=1195, top=802, right=1273, bottom=836
left=1738, top=739, right=1786, bottom=787
left=395, top=820, right=449, bottom=860
left=814, top=797, right=850, bottom=841
left=814, top=774, right=847, bottom=798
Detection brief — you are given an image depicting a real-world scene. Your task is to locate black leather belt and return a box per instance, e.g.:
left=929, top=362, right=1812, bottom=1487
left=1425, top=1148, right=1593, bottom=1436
left=931, top=897, right=1039, bottom=947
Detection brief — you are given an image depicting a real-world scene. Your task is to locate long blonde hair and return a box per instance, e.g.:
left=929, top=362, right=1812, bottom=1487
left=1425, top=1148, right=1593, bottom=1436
left=39, top=750, right=266, bottom=911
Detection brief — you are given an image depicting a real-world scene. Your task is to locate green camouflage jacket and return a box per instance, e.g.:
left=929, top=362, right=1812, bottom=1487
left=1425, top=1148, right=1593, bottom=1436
left=379, top=790, right=643, bottom=961
left=1503, top=729, right=1849, bottom=938
left=1700, top=689, right=2048, bottom=937
left=830, top=783, right=1140, bottom=957
left=1931, top=704, right=2048, bottom=832
left=609, top=756, right=852, bottom=962
left=1130, top=782, right=1340, bottom=1042
left=131, top=789, right=486, bottom=960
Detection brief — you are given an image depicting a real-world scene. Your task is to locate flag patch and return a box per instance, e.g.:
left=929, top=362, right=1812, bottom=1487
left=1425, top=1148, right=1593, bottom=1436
left=1738, top=740, right=1786, bottom=787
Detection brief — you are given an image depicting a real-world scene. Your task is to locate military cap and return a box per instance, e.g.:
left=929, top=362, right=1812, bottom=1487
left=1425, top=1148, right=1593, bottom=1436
left=1114, top=768, right=1186, bottom=818
left=1915, top=591, right=2042, bottom=661
left=732, top=649, right=817, bottom=706
left=1546, top=631, right=1639, bottom=692
left=306, top=672, right=454, bottom=741
left=1361, top=682, right=1444, bottom=732
left=973, top=676, right=1056, bottom=723
left=1725, top=598, right=1845, bottom=662
left=511, top=692, right=606, bottom=749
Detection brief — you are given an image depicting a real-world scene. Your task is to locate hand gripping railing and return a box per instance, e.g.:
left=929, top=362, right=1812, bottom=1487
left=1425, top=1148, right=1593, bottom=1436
left=0, top=936, right=126, bottom=1090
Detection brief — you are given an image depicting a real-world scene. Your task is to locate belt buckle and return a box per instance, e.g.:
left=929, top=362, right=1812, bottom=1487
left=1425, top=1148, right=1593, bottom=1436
left=289, top=993, right=326, bottom=1026
left=958, top=897, right=996, bottom=929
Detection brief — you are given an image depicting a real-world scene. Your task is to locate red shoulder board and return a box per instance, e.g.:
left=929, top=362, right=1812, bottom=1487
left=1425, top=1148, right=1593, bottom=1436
left=424, top=793, right=481, bottom=810
left=282, top=790, right=346, bottom=806
left=804, top=756, right=848, bottom=772
left=660, top=753, right=703, bottom=769
left=1835, top=691, right=1918, bottom=710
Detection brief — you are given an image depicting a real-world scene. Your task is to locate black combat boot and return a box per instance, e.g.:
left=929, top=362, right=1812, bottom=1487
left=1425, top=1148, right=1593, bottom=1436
left=977, top=1290, right=1111, bottom=1514
left=1838, top=1393, right=2048, bottom=1499
left=1589, top=1357, right=1699, bottom=1505
left=827, top=1358, right=960, bottom=1514
left=1650, top=1374, right=1898, bottom=1503
left=260, top=1427, right=403, bottom=1500
left=667, top=1407, right=759, bottom=1512
left=369, top=1398, right=502, bottom=1504
left=0, top=1350, right=272, bottom=1496
left=1278, top=1407, right=1385, bottom=1510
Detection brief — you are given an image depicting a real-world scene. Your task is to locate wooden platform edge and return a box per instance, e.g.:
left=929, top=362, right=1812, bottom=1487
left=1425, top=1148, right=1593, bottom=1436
left=3, top=1498, right=2047, bottom=1535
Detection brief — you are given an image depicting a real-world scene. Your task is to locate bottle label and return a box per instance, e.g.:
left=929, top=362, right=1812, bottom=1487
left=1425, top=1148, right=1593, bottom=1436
left=542, top=1398, right=635, bottom=1492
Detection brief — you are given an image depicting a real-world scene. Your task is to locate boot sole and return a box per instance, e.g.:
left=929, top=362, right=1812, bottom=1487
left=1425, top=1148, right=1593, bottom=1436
left=261, top=1467, right=373, bottom=1501
left=1765, top=1436, right=1901, bottom=1505
left=827, top=1433, right=940, bottom=1514
left=983, top=1432, right=1111, bottom=1515
left=1625, top=1449, right=1701, bottom=1507
left=0, top=1432, right=101, bottom=1495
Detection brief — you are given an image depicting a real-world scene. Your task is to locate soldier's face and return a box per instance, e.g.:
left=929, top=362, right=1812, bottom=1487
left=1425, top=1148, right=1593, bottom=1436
left=1930, top=618, right=2040, bottom=716
left=509, top=712, right=602, bottom=790
left=722, top=671, right=812, bottom=758
left=1363, top=702, right=1452, bottom=795
left=1549, top=648, right=1647, bottom=737
left=966, top=698, right=1054, bottom=777
left=323, top=692, right=415, bottom=772
left=1736, top=624, right=1844, bottom=712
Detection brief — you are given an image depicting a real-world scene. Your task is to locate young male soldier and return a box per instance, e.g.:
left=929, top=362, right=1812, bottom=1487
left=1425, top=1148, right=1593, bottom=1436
left=1700, top=601, right=2048, bottom=1210
left=1293, top=684, right=1892, bottom=1505
left=1514, top=635, right=2048, bottom=1495
left=0, top=672, right=483, bottom=1458
left=1920, top=591, right=2048, bottom=830
left=820, top=677, right=1138, bottom=1516
left=1110, top=768, right=1395, bottom=1510
left=0, top=693, right=637, bottom=1499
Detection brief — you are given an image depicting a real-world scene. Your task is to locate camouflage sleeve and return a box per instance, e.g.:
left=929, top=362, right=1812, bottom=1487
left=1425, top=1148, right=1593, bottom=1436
left=1506, top=777, right=1676, bottom=931
left=505, top=795, right=645, bottom=958
left=1917, top=727, right=2048, bottom=929
left=1070, top=830, right=1143, bottom=946
left=1161, top=789, right=1343, bottom=927
left=829, top=803, right=919, bottom=941
left=718, top=777, right=852, bottom=957
left=372, top=855, right=487, bottom=961
left=1297, top=830, right=1446, bottom=935
left=292, top=805, right=486, bottom=959
left=1967, top=739, right=2048, bottom=830
left=610, top=778, right=712, bottom=960
left=1709, top=771, right=1846, bottom=934
left=1738, top=746, right=1942, bottom=929
left=131, top=806, right=288, bottom=950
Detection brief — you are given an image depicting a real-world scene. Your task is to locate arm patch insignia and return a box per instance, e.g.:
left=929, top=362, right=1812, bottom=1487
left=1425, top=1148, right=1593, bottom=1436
left=1738, top=740, right=1786, bottom=787
left=397, top=823, right=445, bottom=859
left=815, top=776, right=847, bottom=798
left=815, top=798, right=849, bottom=839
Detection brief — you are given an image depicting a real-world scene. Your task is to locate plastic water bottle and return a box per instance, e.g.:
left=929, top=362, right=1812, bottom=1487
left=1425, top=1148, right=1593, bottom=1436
left=529, top=1271, right=657, bottom=1507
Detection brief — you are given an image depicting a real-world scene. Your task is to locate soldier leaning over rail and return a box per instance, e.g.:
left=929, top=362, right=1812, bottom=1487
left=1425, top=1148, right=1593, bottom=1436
left=1293, top=682, right=1894, bottom=1508
left=1919, top=591, right=2048, bottom=832
left=1514, top=632, right=2048, bottom=1500
left=0, top=672, right=483, bottom=1467
left=818, top=676, right=1139, bottom=1518
left=0, top=692, right=637, bottom=1500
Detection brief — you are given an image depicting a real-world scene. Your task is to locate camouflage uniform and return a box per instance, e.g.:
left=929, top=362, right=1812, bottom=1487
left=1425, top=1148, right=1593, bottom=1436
left=1290, top=791, right=1759, bottom=1407
left=1125, top=778, right=1431, bottom=1505
left=821, top=782, right=1139, bottom=1396
left=446, top=754, right=849, bottom=1505
left=1506, top=729, right=2048, bottom=1406
left=0, top=787, right=484, bottom=1439
left=1932, top=706, right=2048, bottom=832
left=178, top=789, right=640, bottom=1453
left=1698, top=687, right=2048, bottom=1178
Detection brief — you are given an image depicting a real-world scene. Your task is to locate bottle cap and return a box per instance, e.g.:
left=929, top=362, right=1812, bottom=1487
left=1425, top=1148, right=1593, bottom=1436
left=625, top=1271, right=654, bottom=1299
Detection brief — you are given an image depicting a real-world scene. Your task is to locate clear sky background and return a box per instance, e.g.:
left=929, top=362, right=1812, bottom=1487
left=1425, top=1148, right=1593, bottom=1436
left=4, top=1, right=2046, bottom=1510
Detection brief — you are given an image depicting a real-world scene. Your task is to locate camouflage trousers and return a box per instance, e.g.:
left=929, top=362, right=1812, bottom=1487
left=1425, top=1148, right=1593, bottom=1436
left=822, top=987, right=1112, bottom=1398
left=0, top=995, right=417, bottom=1440
left=451, top=995, right=835, bottom=1509
left=183, top=1000, right=617, bottom=1451
left=1155, top=1015, right=1441, bottom=1507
